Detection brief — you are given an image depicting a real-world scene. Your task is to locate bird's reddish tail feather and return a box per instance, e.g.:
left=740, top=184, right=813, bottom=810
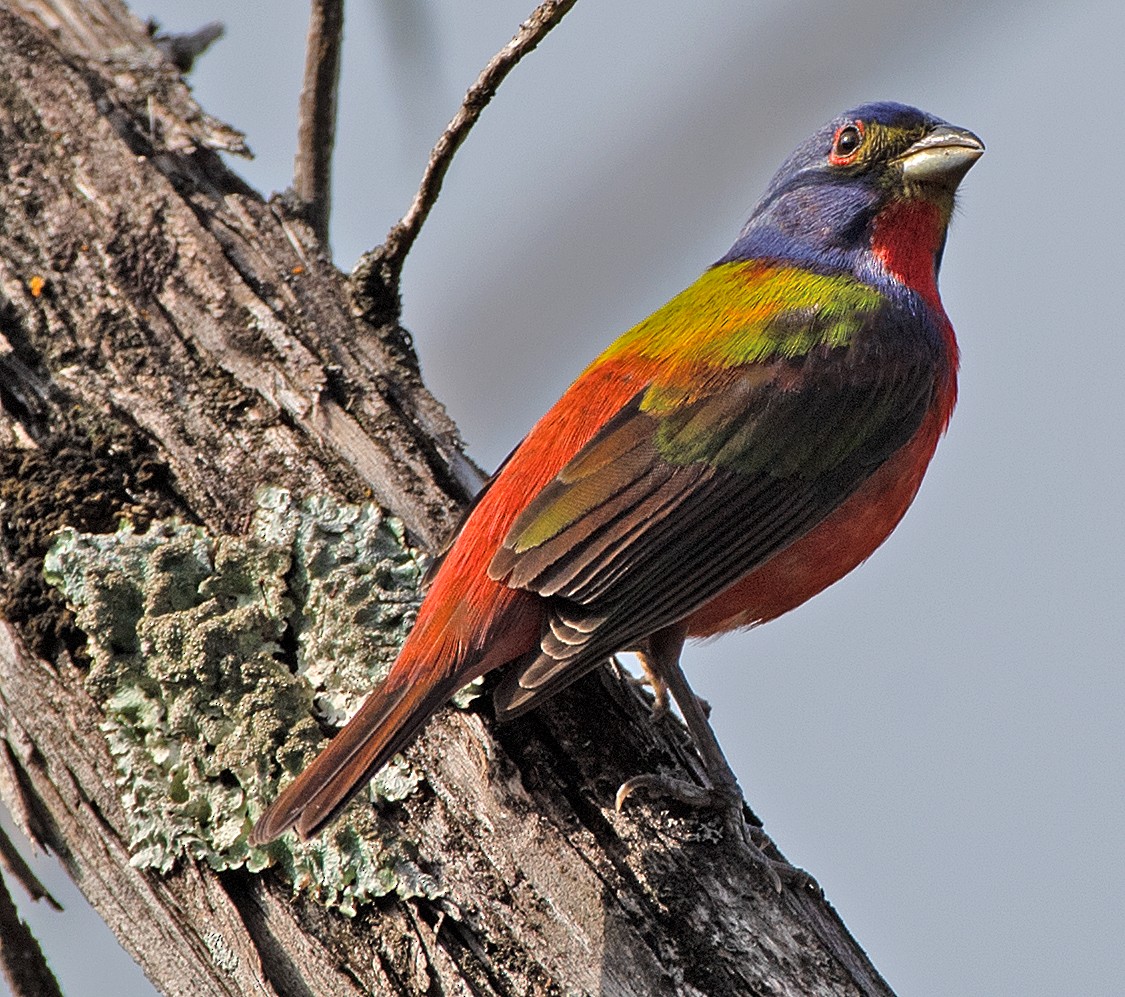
left=249, top=674, right=460, bottom=844
left=250, top=582, right=540, bottom=845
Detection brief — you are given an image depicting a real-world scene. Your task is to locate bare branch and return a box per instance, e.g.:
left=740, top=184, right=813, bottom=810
left=0, top=860, right=63, bottom=997
left=294, top=0, right=344, bottom=246
left=0, top=824, right=61, bottom=912
left=351, top=0, right=578, bottom=321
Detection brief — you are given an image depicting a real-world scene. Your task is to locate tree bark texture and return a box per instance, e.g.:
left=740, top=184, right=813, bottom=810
left=0, top=2, right=898, bottom=995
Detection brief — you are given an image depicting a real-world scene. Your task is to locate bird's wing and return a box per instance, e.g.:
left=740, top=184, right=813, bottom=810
left=488, top=290, right=938, bottom=716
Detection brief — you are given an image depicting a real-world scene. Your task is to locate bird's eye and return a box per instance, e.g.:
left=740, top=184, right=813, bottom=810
left=829, top=122, right=865, bottom=164
left=835, top=126, right=861, bottom=155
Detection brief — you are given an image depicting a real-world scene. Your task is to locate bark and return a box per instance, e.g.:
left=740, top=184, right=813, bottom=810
left=0, top=2, right=897, bottom=995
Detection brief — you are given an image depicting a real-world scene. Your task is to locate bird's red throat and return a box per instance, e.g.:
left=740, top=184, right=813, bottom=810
left=870, top=198, right=946, bottom=313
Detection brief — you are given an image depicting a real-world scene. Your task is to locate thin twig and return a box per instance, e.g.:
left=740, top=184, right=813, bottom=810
left=152, top=21, right=224, bottom=74
left=294, top=0, right=344, bottom=247
left=0, top=862, right=63, bottom=997
left=351, top=0, right=578, bottom=321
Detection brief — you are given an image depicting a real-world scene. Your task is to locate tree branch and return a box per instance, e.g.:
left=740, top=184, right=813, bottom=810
left=0, top=824, right=60, bottom=912
left=351, top=0, right=579, bottom=322
left=0, top=856, right=63, bottom=997
left=294, top=0, right=344, bottom=247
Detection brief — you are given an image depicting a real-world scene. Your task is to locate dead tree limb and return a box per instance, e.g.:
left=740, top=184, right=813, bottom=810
left=0, top=834, right=63, bottom=997
left=294, top=0, right=344, bottom=246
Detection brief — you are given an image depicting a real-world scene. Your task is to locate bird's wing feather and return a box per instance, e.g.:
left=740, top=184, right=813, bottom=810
left=489, top=292, right=938, bottom=716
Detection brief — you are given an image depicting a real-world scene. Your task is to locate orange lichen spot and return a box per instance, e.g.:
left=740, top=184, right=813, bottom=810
left=28, top=275, right=45, bottom=298
left=291, top=265, right=305, bottom=275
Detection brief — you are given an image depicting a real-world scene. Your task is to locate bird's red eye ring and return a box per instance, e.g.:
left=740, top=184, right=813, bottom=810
left=829, top=121, right=865, bottom=165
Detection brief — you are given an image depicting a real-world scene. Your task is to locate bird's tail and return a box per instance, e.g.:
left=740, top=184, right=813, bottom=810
left=249, top=673, right=462, bottom=845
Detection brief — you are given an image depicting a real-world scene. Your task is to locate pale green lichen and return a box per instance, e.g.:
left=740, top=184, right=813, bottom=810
left=44, top=487, right=458, bottom=914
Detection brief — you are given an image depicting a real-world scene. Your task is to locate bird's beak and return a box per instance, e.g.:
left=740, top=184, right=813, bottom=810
left=898, top=125, right=985, bottom=187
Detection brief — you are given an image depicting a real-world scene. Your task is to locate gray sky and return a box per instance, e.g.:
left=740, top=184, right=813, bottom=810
left=5, top=1, right=1123, bottom=995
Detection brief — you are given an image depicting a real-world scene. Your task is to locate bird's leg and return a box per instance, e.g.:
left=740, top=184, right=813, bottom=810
left=632, top=647, right=715, bottom=722
left=629, top=649, right=671, bottom=720
left=615, top=625, right=742, bottom=812
left=615, top=624, right=808, bottom=892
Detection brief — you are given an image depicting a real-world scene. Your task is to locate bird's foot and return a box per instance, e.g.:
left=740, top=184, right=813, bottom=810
left=616, top=773, right=814, bottom=893
left=622, top=627, right=814, bottom=892
left=615, top=771, right=715, bottom=810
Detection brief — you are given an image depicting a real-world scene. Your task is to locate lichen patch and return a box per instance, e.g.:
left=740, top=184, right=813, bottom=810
left=44, top=487, right=444, bottom=913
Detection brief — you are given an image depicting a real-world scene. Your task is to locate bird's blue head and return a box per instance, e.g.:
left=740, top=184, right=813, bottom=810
left=721, top=102, right=984, bottom=276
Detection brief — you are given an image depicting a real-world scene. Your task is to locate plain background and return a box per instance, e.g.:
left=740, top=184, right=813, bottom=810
left=3, top=2, right=1123, bottom=995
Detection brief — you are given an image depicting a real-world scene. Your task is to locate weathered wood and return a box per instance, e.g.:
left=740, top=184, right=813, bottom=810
left=0, top=0, right=474, bottom=549
left=0, top=2, right=898, bottom=995
left=0, top=822, right=62, bottom=997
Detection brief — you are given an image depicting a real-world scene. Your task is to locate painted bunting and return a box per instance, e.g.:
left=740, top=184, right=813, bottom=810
left=251, top=103, right=983, bottom=870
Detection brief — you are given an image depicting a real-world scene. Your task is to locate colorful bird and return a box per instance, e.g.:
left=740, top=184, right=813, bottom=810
left=251, top=103, right=983, bottom=877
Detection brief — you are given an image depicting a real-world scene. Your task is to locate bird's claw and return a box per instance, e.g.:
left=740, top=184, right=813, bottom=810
left=728, top=817, right=817, bottom=893
left=615, top=772, right=816, bottom=894
left=623, top=652, right=672, bottom=720
left=623, top=664, right=709, bottom=723
left=615, top=772, right=719, bottom=811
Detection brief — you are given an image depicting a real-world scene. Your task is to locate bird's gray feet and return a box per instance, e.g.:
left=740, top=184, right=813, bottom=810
left=618, top=625, right=816, bottom=893
left=615, top=771, right=813, bottom=892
